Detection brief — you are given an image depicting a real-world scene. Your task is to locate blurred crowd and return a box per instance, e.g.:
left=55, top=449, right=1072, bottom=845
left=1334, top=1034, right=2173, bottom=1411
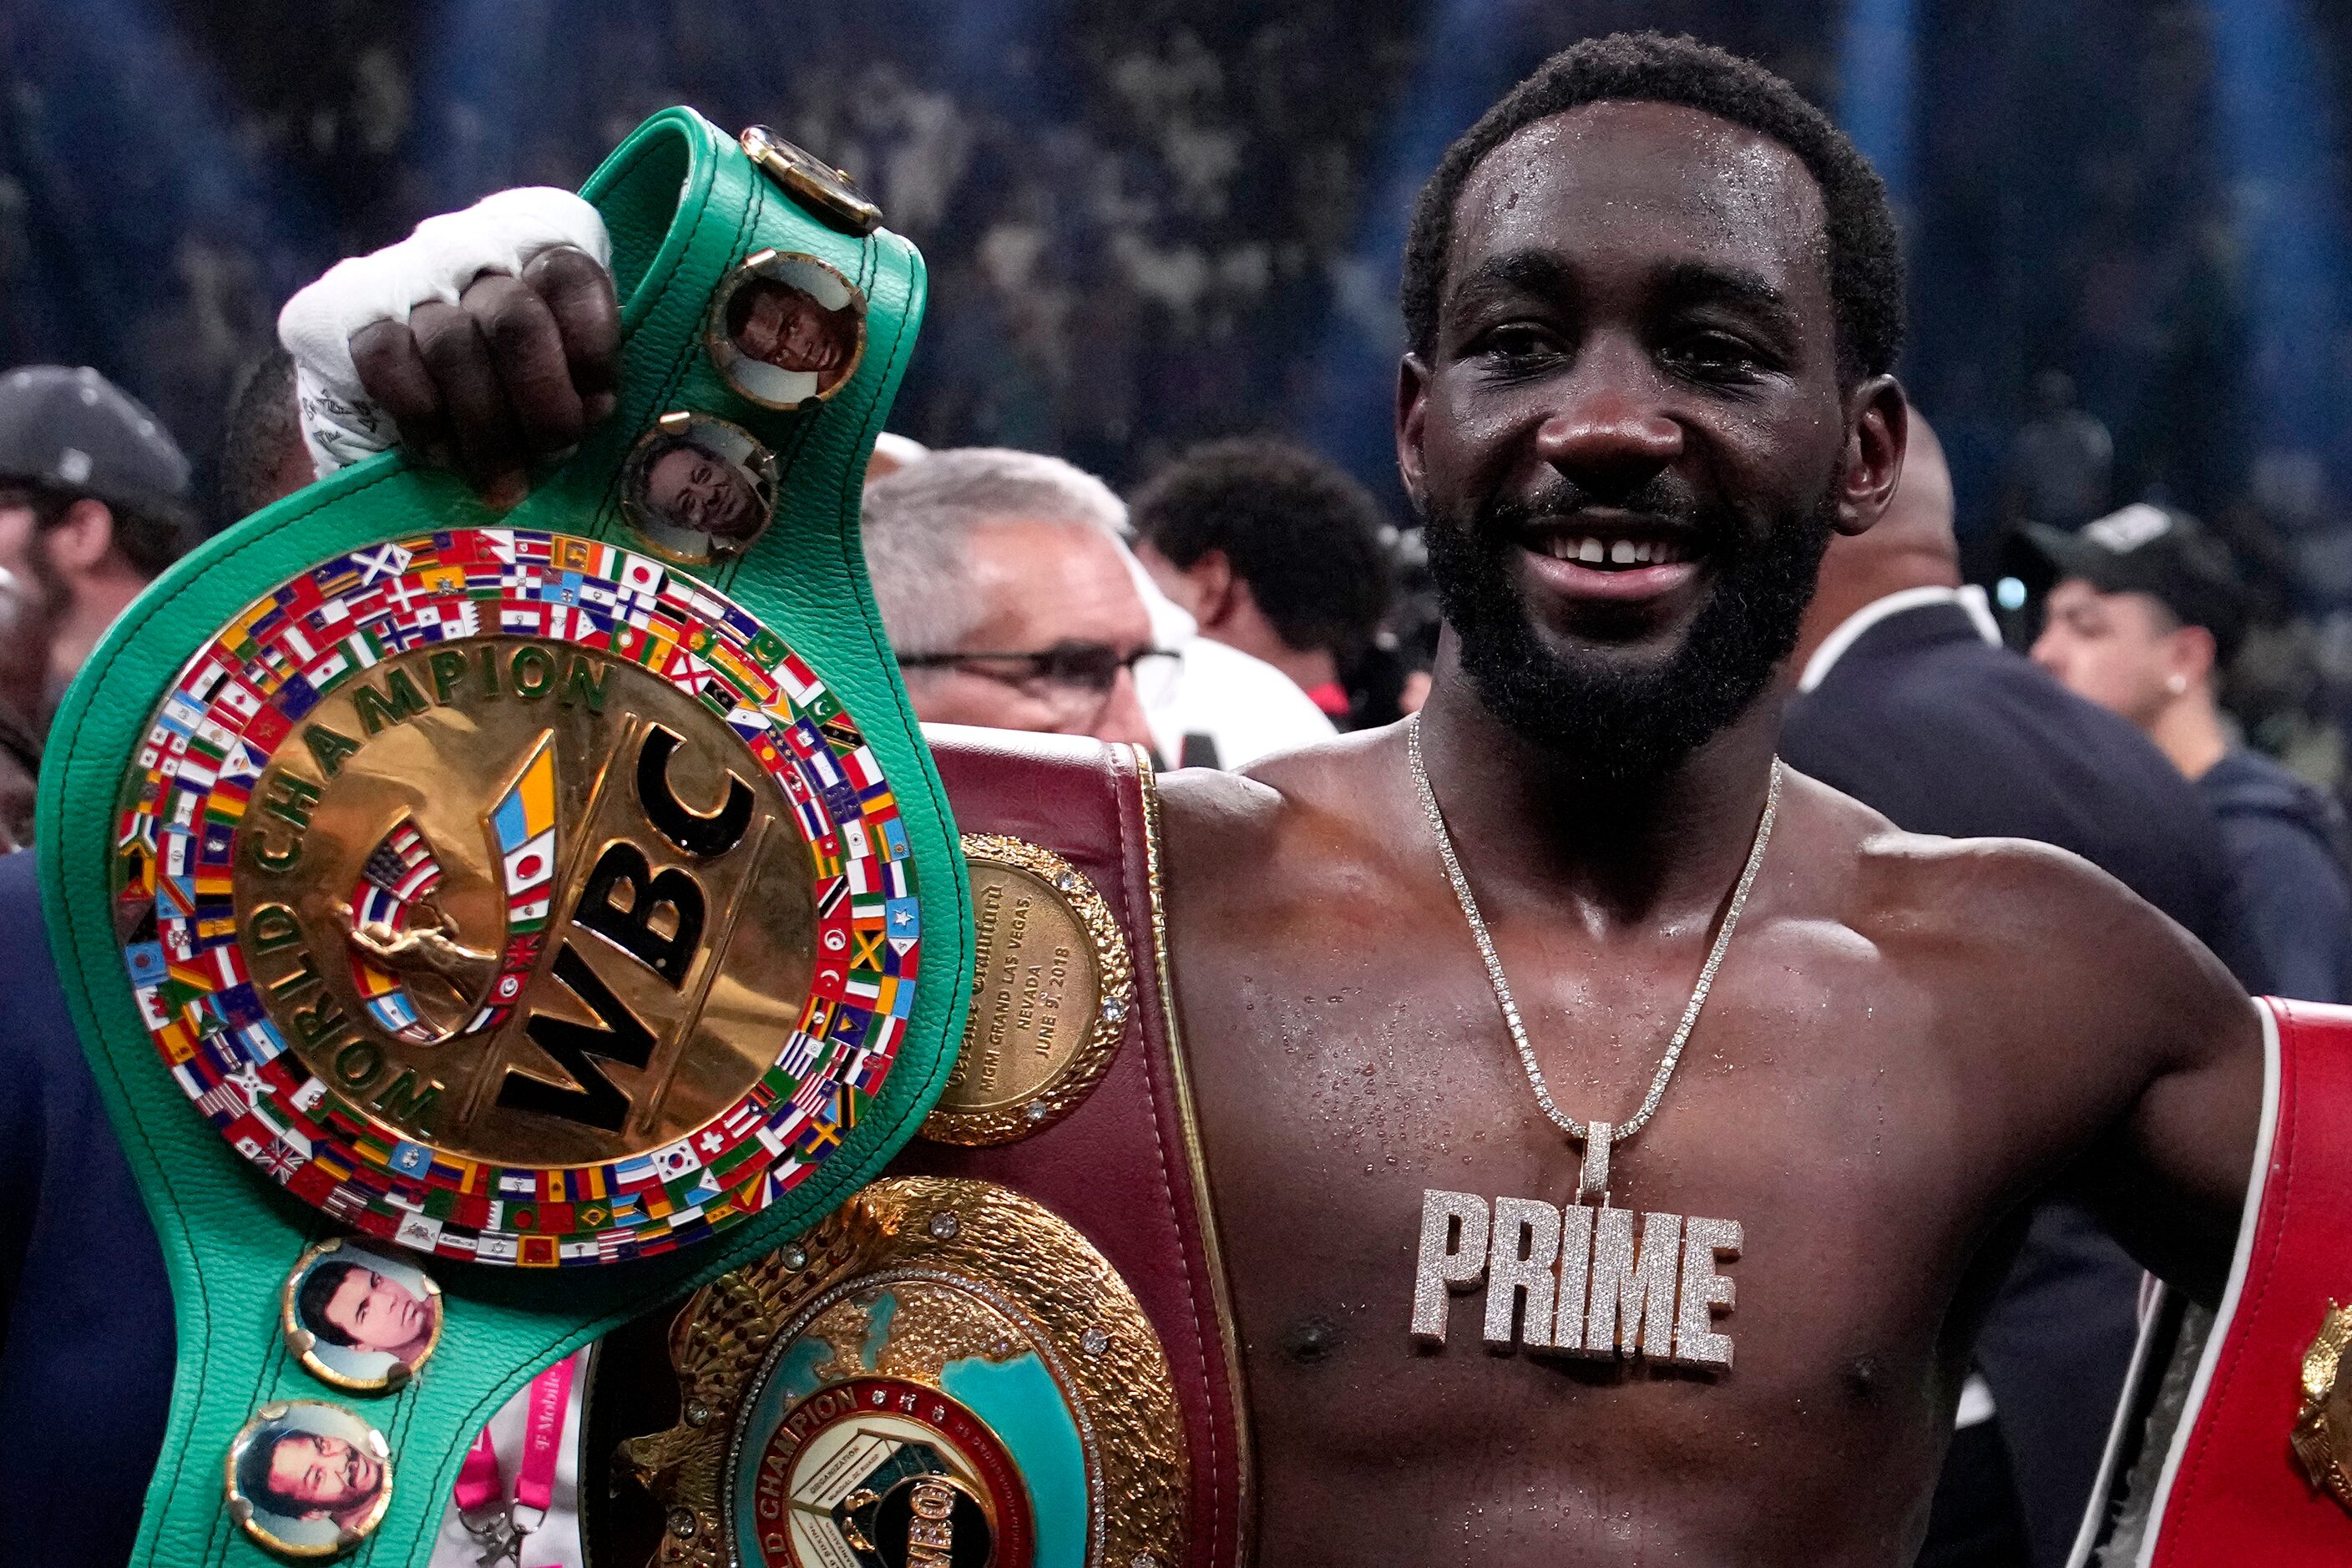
left=13, top=3, right=2352, bottom=833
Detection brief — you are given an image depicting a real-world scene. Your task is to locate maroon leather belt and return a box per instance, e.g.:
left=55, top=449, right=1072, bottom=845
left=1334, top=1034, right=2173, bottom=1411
left=587, top=726, right=1251, bottom=1568
left=898, top=726, right=1252, bottom=1568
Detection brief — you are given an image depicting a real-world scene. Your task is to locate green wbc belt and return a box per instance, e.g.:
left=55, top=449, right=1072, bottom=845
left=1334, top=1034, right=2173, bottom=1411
left=35, top=109, right=970, bottom=1565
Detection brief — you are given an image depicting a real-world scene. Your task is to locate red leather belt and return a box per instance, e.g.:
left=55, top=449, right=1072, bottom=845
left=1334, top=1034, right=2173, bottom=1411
left=898, top=726, right=1252, bottom=1568
left=2078, top=998, right=2352, bottom=1565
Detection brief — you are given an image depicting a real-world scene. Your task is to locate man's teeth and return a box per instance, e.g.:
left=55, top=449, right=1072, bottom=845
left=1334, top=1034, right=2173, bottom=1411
left=1540, top=536, right=1677, bottom=567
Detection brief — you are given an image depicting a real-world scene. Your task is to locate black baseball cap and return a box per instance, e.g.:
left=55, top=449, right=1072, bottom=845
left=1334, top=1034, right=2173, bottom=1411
left=0, top=366, right=192, bottom=526
left=2024, top=503, right=2249, bottom=660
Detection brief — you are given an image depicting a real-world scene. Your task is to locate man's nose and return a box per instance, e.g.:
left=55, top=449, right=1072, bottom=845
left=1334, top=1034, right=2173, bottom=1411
left=1531, top=336, right=1682, bottom=498
left=2028, top=627, right=2066, bottom=675
left=1088, top=668, right=1158, bottom=751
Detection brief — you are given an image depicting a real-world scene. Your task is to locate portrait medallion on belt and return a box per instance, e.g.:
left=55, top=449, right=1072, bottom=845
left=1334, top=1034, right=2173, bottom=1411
left=225, top=1399, right=395, bottom=1557
left=922, top=836, right=1131, bottom=1146
left=110, top=526, right=921, bottom=1265
left=708, top=250, right=867, bottom=412
left=279, top=1237, right=444, bottom=1393
left=622, top=412, right=781, bottom=567
left=623, top=1176, right=1185, bottom=1568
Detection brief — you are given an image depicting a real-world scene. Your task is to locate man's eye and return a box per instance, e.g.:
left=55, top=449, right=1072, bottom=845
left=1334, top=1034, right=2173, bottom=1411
left=1477, top=325, right=1557, bottom=364
left=1662, top=332, right=1766, bottom=380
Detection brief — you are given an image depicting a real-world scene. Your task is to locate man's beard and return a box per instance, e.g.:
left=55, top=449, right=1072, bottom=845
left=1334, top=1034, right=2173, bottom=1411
left=1422, top=478, right=1834, bottom=785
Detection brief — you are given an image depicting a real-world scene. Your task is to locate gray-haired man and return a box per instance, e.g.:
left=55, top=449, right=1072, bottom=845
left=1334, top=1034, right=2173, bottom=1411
left=864, top=447, right=1164, bottom=749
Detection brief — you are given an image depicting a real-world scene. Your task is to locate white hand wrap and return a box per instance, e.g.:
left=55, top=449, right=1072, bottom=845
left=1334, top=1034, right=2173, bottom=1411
left=276, top=187, right=614, bottom=478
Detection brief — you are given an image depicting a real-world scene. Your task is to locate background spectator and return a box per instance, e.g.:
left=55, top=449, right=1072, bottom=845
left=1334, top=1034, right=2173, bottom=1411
left=863, top=447, right=1164, bottom=750
left=864, top=445, right=1333, bottom=766
left=862, top=445, right=1336, bottom=766
left=1129, top=436, right=1399, bottom=728
left=0, top=366, right=194, bottom=765
left=2031, top=503, right=2352, bottom=1002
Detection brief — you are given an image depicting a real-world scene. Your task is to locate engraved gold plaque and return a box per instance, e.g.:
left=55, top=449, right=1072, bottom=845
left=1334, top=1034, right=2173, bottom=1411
left=922, top=834, right=1132, bottom=1146
left=2294, top=1299, right=2352, bottom=1510
left=621, top=1175, right=1185, bottom=1568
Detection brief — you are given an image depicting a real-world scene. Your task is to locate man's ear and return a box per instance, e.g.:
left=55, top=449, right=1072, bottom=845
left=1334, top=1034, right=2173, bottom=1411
left=2171, top=623, right=2220, bottom=690
left=46, top=497, right=119, bottom=575
left=1833, top=377, right=1909, bottom=538
left=1395, top=352, right=1431, bottom=517
left=1187, top=549, right=1240, bottom=629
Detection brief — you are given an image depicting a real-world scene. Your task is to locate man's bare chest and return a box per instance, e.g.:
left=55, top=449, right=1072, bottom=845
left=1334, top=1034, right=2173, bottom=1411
left=1169, top=909, right=2040, bottom=1448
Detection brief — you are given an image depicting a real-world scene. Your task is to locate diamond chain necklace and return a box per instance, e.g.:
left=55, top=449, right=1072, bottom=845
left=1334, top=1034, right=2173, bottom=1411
left=1405, top=711, right=1782, bottom=1200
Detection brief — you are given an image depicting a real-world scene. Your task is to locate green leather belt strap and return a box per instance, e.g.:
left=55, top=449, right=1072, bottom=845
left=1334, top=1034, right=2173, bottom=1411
left=36, top=108, right=969, bottom=1566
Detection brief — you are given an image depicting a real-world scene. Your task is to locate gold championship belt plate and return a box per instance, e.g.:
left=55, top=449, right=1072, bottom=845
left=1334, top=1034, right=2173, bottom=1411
left=112, top=528, right=921, bottom=1265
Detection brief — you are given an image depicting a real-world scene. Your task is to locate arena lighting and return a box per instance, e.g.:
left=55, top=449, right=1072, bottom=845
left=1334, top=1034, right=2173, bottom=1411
left=2208, top=0, right=2350, bottom=457
left=1836, top=0, right=1918, bottom=214
left=1296, top=0, right=1522, bottom=491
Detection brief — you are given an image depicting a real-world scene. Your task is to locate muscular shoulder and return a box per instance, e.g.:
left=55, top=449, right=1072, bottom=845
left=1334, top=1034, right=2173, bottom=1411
left=1156, top=728, right=1408, bottom=923
left=1790, top=766, right=2251, bottom=1085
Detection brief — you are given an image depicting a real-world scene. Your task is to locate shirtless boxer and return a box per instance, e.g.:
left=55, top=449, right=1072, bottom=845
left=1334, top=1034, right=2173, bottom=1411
left=314, top=34, right=2259, bottom=1566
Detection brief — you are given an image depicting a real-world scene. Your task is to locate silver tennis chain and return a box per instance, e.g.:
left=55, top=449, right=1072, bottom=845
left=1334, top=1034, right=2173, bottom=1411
left=1406, top=712, right=1781, bottom=1201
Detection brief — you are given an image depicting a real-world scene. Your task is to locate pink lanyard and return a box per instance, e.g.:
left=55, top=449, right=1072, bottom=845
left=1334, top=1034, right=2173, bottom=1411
left=455, top=1356, right=574, bottom=1555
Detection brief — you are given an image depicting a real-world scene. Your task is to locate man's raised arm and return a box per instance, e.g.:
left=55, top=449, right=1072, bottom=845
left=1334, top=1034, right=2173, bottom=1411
left=277, top=192, right=622, bottom=501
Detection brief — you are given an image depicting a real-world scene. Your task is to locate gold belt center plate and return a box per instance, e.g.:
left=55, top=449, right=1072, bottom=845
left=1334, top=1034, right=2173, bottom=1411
left=234, top=640, right=817, bottom=1166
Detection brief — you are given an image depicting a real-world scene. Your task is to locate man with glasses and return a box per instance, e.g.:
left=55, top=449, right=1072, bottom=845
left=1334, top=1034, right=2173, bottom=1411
left=862, top=447, right=1170, bottom=749
left=861, top=446, right=1335, bottom=764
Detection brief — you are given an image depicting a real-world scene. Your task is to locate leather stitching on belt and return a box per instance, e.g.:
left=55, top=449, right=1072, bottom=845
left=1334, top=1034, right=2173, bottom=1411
left=2159, top=1004, right=2296, bottom=1560
left=1116, top=745, right=1224, bottom=1562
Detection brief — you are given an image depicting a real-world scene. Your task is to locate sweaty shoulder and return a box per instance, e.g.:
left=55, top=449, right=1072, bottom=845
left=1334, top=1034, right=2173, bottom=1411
left=1156, top=728, right=1407, bottom=921
left=1786, top=766, right=2252, bottom=1090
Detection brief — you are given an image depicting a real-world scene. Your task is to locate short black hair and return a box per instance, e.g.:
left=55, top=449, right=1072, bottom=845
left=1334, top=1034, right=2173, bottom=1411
left=296, top=1258, right=362, bottom=1348
left=1130, top=438, right=1395, bottom=655
left=1401, top=31, right=1904, bottom=385
left=235, top=1424, right=310, bottom=1517
left=213, top=347, right=306, bottom=527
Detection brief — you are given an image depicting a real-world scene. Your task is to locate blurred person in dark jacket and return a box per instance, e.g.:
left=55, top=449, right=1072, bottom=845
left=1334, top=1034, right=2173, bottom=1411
left=0, top=367, right=195, bottom=715
left=0, top=367, right=195, bottom=1559
left=2030, top=503, right=2352, bottom=1004
left=1129, top=437, right=1402, bottom=729
left=1782, top=412, right=2265, bottom=1568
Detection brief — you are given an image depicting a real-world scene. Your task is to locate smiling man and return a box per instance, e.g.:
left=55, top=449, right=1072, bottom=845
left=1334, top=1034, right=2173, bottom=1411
left=251, top=31, right=2282, bottom=1567
left=236, top=1425, right=387, bottom=1530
